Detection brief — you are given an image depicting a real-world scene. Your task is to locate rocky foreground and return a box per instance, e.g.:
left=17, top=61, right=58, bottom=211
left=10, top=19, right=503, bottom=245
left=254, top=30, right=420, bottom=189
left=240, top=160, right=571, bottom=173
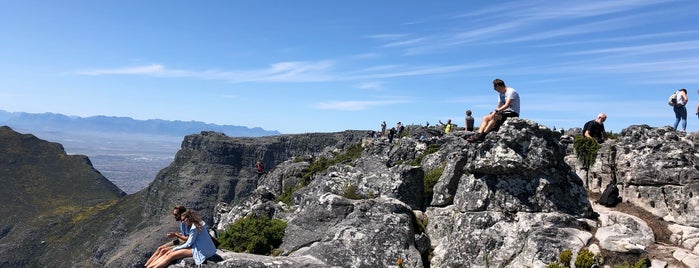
left=202, top=120, right=698, bottom=267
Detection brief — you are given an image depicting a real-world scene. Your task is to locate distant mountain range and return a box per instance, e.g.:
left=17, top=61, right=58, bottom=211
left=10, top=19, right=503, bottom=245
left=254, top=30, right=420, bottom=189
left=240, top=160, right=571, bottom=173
left=0, top=110, right=280, bottom=137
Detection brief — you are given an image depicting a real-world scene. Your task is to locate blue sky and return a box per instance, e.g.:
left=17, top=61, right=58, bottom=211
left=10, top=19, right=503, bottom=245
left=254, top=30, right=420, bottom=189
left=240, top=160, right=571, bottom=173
left=1, top=1, right=698, bottom=134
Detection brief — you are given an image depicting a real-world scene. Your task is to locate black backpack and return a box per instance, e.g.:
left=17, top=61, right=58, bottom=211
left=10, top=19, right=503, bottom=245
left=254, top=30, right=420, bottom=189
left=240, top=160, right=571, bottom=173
left=598, top=182, right=622, bottom=207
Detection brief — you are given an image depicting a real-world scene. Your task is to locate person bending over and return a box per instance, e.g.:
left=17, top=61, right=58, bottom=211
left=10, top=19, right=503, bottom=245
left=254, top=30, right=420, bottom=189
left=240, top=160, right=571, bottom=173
left=583, top=113, right=607, bottom=143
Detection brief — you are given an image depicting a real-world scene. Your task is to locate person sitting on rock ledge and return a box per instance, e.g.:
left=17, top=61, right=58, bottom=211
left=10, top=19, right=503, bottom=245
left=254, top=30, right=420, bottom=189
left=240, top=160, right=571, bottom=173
left=147, top=210, right=218, bottom=268
left=144, top=205, right=190, bottom=267
left=467, top=78, right=520, bottom=142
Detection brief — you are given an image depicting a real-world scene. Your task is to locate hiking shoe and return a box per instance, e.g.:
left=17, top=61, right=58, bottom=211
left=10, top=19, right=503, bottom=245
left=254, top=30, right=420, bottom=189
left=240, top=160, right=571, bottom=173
left=467, top=133, right=483, bottom=143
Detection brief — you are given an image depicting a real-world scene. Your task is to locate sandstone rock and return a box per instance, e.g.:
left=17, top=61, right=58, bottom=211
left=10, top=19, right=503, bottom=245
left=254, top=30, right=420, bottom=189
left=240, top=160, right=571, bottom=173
left=595, top=211, right=654, bottom=253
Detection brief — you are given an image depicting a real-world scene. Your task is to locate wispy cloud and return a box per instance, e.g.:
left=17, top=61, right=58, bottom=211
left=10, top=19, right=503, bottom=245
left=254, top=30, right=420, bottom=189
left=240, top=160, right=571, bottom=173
left=313, top=99, right=411, bottom=111
left=377, top=1, right=674, bottom=55
left=77, top=64, right=166, bottom=75
left=76, top=60, right=473, bottom=84
left=566, top=40, right=699, bottom=56
left=357, top=82, right=384, bottom=90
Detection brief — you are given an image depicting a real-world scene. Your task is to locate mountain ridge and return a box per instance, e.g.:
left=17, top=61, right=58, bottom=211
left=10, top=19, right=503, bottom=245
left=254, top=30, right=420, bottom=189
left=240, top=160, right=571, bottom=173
left=0, top=109, right=280, bottom=137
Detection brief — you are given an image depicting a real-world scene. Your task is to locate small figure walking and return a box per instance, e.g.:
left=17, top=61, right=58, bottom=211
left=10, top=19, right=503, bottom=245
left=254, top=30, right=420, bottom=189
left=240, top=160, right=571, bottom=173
left=255, top=160, right=264, bottom=178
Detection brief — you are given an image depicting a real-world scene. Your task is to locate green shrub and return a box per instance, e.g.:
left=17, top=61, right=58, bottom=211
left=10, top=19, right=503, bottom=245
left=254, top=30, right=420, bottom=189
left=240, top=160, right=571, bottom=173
left=546, top=263, right=566, bottom=268
left=633, top=258, right=650, bottom=268
left=342, top=182, right=362, bottom=200
left=573, top=135, right=601, bottom=170
left=424, top=165, right=444, bottom=200
left=409, top=143, right=441, bottom=166
left=613, top=258, right=649, bottom=268
left=275, top=186, right=295, bottom=205
left=218, top=215, right=287, bottom=255
left=559, top=249, right=572, bottom=267
left=574, top=249, right=596, bottom=268
left=606, top=130, right=619, bottom=140
left=300, top=143, right=364, bottom=182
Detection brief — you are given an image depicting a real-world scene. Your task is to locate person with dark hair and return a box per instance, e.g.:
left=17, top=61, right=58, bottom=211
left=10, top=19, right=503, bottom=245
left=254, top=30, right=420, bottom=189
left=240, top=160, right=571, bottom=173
left=583, top=113, right=607, bottom=143
left=388, top=127, right=396, bottom=143
left=672, top=88, right=688, bottom=132
left=467, top=79, right=520, bottom=142
left=147, top=210, right=217, bottom=268
left=144, top=206, right=190, bottom=267
left=465, top=110, right=475, bottom=131
left=439, top=119, right=453, bottom=134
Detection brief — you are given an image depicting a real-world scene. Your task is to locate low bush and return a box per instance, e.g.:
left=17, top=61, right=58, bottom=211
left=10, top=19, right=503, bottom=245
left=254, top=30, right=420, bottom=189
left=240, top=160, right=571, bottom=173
left=218, top=215, right=287, bottom=255
left=574, top=249, right=596, bottom=268
left=423, top=165, right=444, bottom=201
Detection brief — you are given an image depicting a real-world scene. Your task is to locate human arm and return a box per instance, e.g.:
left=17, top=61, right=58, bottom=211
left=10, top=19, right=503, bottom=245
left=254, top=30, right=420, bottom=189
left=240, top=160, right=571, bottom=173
left=172, top=225, right=199, bottom=251
left=167, top=231, right=188, bottom=241
left=496, top=98, right=513, bottom=112
left=582, top=121, right=593, bottom=139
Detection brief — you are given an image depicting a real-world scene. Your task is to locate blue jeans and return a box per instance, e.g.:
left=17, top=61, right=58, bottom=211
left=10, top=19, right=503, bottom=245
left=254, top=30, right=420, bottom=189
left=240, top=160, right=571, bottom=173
left=673, top=105, right=687, bottom=131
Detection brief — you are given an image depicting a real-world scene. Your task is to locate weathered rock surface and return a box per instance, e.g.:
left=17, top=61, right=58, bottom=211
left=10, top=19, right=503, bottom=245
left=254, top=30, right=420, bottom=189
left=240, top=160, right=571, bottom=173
left=213, top=118, right=598, bottom=267
left=8, top=118, right=699, bottom=267
left=566, top=124, right=699, bottom=266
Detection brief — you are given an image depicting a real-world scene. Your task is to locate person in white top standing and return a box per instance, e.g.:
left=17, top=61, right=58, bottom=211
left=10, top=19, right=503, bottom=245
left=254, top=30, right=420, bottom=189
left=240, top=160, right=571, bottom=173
left=672, top=88, right=688, bottom=132
left=467, top=79, right=520, bottom=142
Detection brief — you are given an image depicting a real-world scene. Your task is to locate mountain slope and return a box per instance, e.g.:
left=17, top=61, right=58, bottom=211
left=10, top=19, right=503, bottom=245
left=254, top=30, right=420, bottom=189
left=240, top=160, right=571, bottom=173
left=0, top=126, right=125, bottom=267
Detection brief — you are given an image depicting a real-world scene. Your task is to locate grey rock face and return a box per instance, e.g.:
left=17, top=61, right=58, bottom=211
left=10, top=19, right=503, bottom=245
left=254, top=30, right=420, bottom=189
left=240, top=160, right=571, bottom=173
left=569, top=125, right=699, bottom=227
left=214, top=119, right=595, bottom=267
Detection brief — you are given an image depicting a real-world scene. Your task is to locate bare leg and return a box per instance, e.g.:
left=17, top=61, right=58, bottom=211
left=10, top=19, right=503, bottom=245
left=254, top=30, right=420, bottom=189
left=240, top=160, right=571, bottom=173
left=478, top=113, right=495, bottom=133
left=148, top=248, right=192, bottom=268
left=145, top=243, right=171, bottom=267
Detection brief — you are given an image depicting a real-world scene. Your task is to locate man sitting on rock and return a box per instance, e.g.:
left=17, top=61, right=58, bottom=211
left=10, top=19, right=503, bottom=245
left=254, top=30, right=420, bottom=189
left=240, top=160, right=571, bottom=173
left=467, top=78, right=520, bottom=142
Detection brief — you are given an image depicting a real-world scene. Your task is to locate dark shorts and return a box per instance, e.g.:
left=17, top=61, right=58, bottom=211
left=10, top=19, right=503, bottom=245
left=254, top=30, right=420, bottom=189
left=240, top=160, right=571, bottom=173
left=500, top=111, right=519, bottom=120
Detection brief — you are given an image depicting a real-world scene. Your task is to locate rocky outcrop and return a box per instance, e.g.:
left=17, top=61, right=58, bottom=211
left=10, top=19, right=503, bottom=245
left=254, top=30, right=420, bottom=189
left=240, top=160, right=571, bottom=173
left=212, top=118, right=598, bottom=267
left=566, top=124, right=699, bottom=266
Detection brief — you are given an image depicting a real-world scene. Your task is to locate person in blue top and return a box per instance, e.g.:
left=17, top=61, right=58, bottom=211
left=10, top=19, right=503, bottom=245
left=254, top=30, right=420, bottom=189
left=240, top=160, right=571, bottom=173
left=144, top=205, right=190, bottom=267
left=147, top=210, right=217, bottom=268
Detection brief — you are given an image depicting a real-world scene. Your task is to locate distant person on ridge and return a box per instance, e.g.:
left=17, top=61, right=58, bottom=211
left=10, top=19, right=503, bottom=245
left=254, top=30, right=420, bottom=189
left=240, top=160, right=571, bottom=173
left=672, top=88, right=688, bottom=132
left=583, top=113, right=607, bottom=143
left=255, top=160, right=264, bottom=177
left=695, top=89, right=699, bottom=119
left=380, top=121, right=387, bottom=137
left=396, top=122, right=404, bottom=136
left=439, top=119, right=454, bottom=134
left=388, top=127, right=396, bottom=143
left=465, top=110, right=475, bottom=131
left=144, top=206, right=190, bottom=267
left=467, top=79, right=520, bottom=142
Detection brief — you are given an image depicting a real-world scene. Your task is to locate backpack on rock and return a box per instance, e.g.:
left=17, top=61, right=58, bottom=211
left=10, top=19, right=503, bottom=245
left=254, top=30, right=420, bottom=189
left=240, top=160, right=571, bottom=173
left=598, top=182, right=622, bottom=207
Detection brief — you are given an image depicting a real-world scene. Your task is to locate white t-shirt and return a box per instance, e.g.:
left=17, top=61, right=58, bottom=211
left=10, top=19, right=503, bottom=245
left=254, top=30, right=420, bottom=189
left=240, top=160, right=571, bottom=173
left=499, top=87, right=520, bottom=114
